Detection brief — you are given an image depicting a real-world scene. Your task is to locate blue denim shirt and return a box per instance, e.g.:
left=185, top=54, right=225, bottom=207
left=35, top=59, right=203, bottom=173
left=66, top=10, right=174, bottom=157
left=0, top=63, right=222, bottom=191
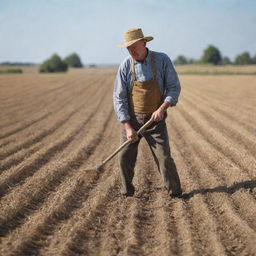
left=113, top=49, right=181, bottom=122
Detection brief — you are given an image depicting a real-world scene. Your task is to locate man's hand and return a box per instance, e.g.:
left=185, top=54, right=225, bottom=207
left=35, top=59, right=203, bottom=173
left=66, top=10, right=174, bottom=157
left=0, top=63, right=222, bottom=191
left=151, top=108, right=165, bottom=121
left=151, top=101, right=170, bottom=121
left=123, top=121, right=139, bottom=142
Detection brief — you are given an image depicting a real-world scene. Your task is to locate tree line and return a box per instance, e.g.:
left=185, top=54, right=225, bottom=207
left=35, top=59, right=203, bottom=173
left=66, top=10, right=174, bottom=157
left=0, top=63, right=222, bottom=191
left=174, top=45, right=256, bottom=65
left=40, top=53, right=83, bottom=73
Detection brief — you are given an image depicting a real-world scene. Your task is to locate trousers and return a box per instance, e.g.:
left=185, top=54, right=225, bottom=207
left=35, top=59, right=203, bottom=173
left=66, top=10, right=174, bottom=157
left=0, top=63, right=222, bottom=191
left=118, top=113, right=181, bottom=195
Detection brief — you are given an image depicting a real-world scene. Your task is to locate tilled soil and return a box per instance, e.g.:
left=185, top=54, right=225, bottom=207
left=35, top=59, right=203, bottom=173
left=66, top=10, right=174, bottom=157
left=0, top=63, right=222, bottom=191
left=0, top=69, right=255, bottom=256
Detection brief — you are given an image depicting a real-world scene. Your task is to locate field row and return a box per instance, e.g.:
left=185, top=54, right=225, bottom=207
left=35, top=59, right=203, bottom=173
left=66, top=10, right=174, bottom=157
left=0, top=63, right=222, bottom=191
left=0, top=70, right=255, bottom=255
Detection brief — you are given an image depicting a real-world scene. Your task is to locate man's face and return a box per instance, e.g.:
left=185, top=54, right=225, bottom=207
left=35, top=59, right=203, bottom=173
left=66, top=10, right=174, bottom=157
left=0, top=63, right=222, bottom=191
left=127, top=40, right=146, bottom=61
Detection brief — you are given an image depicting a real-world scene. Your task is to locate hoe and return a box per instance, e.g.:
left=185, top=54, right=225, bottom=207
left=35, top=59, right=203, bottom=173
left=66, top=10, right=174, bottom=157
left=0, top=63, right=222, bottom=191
left=84, top=117, right=153, bottom=172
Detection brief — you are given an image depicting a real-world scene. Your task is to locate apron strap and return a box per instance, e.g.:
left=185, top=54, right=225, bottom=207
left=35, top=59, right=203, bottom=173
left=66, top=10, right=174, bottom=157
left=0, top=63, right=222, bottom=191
left=150, top=52, right=157, bottom=78
left=131, top=58, right=136, bottom=82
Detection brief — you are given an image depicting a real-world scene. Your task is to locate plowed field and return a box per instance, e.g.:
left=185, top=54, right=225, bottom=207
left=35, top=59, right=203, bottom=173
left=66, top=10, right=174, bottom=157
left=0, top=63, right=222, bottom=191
left=0, top=68, right=256, bottom=256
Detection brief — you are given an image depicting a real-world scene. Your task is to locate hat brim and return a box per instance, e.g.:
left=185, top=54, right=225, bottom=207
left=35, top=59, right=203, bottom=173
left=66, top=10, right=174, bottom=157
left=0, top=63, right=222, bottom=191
left=117, top=36, right=153, bottom=48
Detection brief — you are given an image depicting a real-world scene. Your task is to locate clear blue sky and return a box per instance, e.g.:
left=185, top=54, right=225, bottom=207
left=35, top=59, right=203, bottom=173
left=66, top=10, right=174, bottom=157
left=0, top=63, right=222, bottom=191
left=0, top=0, right=255, bottom=64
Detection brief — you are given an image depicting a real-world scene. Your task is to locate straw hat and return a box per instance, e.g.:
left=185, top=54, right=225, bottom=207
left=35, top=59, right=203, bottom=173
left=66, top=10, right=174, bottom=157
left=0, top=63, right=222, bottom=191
left=117, top=28, right=153, bottom=48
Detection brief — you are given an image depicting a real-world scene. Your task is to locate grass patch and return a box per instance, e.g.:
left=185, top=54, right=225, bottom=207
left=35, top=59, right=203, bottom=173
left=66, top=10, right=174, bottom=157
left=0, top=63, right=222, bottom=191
left=178, top=71, right=256, bottom=75
left=0, top=69, right=23, bottom=74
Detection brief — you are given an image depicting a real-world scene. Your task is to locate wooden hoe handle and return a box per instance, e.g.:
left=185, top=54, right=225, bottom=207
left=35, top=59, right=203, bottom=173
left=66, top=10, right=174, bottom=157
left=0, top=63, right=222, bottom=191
left=100, top=118, right=154, bottom=166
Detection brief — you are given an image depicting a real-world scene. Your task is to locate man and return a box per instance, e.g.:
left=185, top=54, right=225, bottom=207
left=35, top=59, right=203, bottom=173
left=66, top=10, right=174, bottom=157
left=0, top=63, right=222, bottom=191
left=113, top=28, right=182, bottom=198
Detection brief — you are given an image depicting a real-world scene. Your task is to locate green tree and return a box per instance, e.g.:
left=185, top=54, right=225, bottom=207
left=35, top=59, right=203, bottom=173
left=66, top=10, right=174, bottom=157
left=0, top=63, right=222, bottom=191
left=174, top=55, right=188, bottom=65
left=188, top=58, right=197, bottom=64
left=251, top=54, right=256, bottom=64
left=222, top=56, right=232, bottom=65
left=40, top=54, right=68, bottom=73
left=201, top=45, right=222, bottom=65
left=234, top=52, right=252, bottom=65
left=64, top=53, right=83, bottom=67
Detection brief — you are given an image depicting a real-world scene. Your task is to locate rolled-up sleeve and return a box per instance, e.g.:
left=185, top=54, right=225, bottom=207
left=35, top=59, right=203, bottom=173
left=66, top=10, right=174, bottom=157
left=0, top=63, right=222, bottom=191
left=163, top=55, right=181, bottom=106
left=113, top=64, right=131, bottom=122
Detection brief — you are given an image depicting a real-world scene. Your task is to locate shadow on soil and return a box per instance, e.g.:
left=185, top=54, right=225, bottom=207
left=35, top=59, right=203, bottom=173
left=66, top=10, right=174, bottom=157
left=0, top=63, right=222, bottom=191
left=181, top=180, right=256, bottom=200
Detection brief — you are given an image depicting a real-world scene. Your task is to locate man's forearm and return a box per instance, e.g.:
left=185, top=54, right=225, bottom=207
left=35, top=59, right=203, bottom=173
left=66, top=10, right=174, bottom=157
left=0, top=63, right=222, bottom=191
left=159, top=101, right=171, bottom=111
left=122, top=120, right=133, bottom=129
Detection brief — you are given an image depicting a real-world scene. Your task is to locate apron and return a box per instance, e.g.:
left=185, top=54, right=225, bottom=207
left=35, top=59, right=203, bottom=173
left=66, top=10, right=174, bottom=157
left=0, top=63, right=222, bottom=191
left=129, top=53, right=163, bottom=114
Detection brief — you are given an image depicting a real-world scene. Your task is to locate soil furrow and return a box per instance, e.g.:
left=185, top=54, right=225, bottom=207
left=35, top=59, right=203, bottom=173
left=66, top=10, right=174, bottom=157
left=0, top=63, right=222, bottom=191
left=182, top=76, right=256, bottom=112
left=176, top=105, right=256, bottom=178
left=0, top=139, right=14, bottom=149
left=0, top=80, right=37, bottom=105
left=0, top=112, right=50, bottom=140
left=121, top=140, right=176, bottom=256
left=171, top=110, right=256, bottom=230
left=57, top=176, right=119, bottom=256
left=0, top=82, right=77, bottom=132
left=0, top=75, right=83, bottom=114
left=2, top=116, right=116, bottom=256
left=150, top=193, right=180, bottom=256
left=0, top=84, right=107, bottom=197
left=0, top=76, right=106, bottom=170
left=183, top=81, right=256, bottom=129
left=94, top=197, right=131, bottom=256
left=167, top=196, right=197, bottom=256
left=182, top=81, right=256, bottom=127
left=181, top=92, right=256, bottom=156
left=42, top=174, right=124, bottom=255
left=0, top=78, right=96, bottom=159
left=9, top=174, right=117, bottom=256
left=170, top=112, right=256, bottom=256
left=0, top=102, right=85, bottom=160
left=0, top=145, right=41, bottom=172
left=172, top=136, right=222, bottom=256
left=0, top=78, right=77, bottom=128
left=211, top=104, right=256, bottom=132
left=0, top=108, right=114, bottom=238
left=0, top=75, right=99, bottom=141
left=172, top=145, right=227, bottom=255
left=0, top=74, right=99, bottom=124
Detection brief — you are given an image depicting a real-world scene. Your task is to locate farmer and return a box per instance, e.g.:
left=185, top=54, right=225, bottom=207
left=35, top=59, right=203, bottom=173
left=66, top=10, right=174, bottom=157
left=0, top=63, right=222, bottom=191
left=113, top=28, right=182, bottom=197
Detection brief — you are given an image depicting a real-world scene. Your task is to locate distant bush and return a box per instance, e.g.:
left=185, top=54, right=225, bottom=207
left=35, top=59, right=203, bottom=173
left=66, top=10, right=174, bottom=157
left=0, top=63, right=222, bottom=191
left=174, top=55, right=188, bottom=65
left=173, top=56, right=200, bottom=65
left=88, top=64, right=97, bottom=68
left=178, top=71, right=256, bottom=75
left=0, top=62, right=36, bottom=66
left=0, top=69, right=23, bottom=74
left=64, top=53, right=83, bottom=68
left=201, top=45, right=222, bottom=65
left=252, top=54, right=256, bottom=64
left=187, top=58, right=198, bottom=64
left=40, top=54, right=68, bottom=73
left=222, top=56, right=232, bottom=65
left=234, top=52, right=253, bottom=65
